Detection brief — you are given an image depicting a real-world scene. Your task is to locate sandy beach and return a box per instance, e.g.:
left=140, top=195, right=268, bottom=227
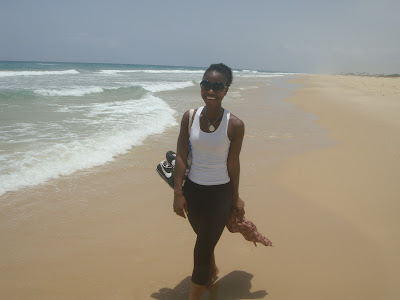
left=1, top=74, right=399, bottom=299
left=274, top=75, right=400, bottom=300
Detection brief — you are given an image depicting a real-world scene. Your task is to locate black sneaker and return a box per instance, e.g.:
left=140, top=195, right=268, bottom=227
left=156, top=160, right=174, bottom=188
left=166, top=150, right=176, bottom=167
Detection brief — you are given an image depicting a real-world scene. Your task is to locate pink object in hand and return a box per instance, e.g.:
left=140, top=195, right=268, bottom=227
left=226, top=208, right=273, bottom=247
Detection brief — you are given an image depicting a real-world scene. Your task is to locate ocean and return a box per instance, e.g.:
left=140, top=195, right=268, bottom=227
left=0, top=61, right=294, bottom=196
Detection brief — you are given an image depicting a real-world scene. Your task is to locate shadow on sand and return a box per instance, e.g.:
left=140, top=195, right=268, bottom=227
left=150, top=270, right=267, bottom=300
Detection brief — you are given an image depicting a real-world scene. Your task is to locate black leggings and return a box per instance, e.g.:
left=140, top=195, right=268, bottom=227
left=183, top=179, right=232, bottom=285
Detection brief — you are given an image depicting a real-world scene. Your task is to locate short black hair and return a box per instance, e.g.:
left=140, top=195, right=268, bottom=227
left=204, top=63, right=233, bottom=87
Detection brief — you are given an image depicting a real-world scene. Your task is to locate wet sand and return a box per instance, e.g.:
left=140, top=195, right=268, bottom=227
left=1, top=75, right=399, bottom=299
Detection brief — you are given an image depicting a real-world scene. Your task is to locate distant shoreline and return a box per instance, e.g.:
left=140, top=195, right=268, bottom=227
left=0, top=60, right=297, bottom=74
left=340, top=72, right=400, bottom=77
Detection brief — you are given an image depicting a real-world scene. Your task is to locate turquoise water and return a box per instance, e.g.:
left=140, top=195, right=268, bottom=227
left=0, top=61, right=294, bottom=196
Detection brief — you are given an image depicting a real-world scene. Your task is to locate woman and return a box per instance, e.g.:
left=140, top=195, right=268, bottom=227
left=173, top=63, right=245, bottom=299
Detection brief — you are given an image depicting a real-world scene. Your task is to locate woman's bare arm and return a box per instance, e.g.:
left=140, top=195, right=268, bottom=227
left=173, top=110, right=190, bottom=218
left=227, top=115, right=245, bottom=209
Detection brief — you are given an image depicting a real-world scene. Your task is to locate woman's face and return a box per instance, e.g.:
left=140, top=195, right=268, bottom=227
left=201, top=70, right=228, bottom=108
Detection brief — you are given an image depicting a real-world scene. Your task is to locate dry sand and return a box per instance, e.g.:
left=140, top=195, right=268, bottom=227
left=272, top=75, right=400, bottom=300
left=1, top=74, right=399, bottom=299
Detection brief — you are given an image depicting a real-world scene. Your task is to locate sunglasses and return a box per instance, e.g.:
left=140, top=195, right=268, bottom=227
left=200, top=80, right=228, bottom=93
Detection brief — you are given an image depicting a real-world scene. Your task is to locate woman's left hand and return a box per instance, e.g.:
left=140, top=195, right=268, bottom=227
left=233, top=196, right=245, bottom=221
left=236, top=197, right=245, bottom=210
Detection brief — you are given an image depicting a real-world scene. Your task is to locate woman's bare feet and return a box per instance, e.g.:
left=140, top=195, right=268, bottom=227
left=206, top=266, right=219, bottom=288
left=189, top=281, right=206, bottom=300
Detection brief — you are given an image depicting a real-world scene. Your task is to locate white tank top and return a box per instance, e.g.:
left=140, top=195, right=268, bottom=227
left=188, top=106, right=231, bottom=185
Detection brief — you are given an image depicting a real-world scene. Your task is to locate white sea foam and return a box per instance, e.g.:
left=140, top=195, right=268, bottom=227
left=0, top=95, right=177, bottom=196
left=99, top=69, right=204, bottom=75
left=141, top=81, right=194, bottom=92
left=35, top=86, right=104, bottom=96
left=0, top=69, right=79, bottom=77
left=11, top=123, right=37, bottom=133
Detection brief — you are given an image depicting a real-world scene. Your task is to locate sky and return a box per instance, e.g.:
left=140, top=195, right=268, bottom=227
left=1, top=0, right=399, bottom=74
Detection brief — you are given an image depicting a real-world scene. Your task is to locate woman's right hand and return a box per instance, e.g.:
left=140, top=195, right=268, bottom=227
left=173, top=191, right=188, bottom=218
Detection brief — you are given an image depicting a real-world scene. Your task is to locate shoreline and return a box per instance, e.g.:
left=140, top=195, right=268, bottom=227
left=1, top=75, right=318, bottom=300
